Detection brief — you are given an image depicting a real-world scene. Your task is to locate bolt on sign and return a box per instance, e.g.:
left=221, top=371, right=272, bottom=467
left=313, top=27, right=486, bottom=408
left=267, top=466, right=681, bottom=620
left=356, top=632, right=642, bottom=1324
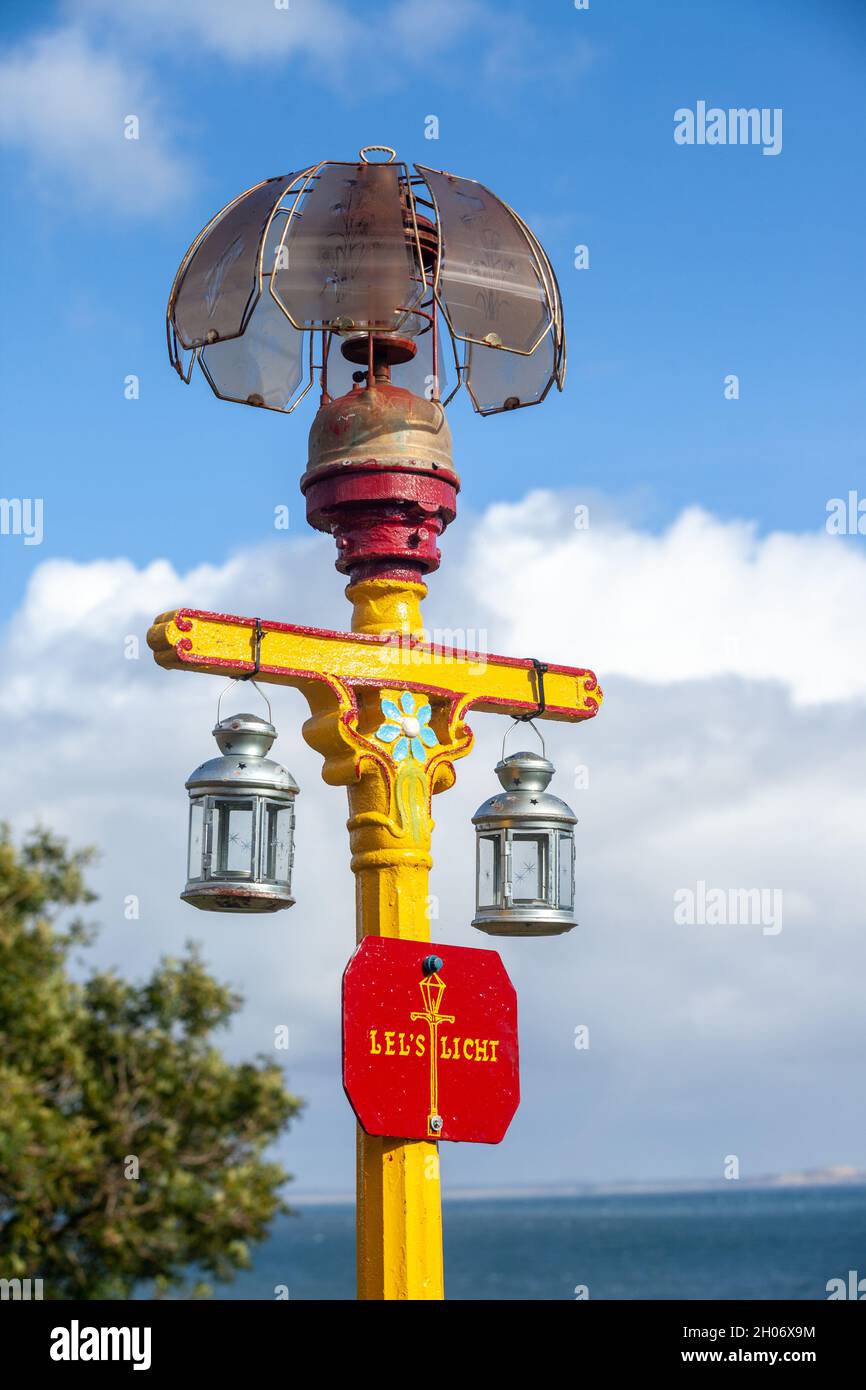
left=342, top=938, right=519, bottom=1144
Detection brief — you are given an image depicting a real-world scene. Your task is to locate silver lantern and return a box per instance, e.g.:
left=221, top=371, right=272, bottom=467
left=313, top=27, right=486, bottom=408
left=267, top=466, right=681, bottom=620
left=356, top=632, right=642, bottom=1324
left=182, top=683, right=299, bottom=913
left=472, top=726, right=577, bottom=937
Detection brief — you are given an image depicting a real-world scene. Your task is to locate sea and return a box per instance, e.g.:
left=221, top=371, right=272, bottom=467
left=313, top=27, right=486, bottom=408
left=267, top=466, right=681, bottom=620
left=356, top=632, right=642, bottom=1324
left=206, top=1183, right=866, bottom=1301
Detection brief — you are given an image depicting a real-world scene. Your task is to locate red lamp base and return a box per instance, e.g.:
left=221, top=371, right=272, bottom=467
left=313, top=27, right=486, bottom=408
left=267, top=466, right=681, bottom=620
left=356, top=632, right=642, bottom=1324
left=301, top=380, right=459, bottom=584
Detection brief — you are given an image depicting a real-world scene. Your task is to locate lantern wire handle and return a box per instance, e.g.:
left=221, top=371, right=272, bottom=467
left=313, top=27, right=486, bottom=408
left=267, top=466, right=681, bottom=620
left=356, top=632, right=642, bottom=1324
left=517, top=657, right=547, bottom=720
left=501, top=717, right=545, bottom=762
left=359, top=145, right=397, bottom=163
left=240, top=616, right=263, bottom=679
left=216, top=677, right=273, bottom=726
left=500, top=657, right=549, bottom=758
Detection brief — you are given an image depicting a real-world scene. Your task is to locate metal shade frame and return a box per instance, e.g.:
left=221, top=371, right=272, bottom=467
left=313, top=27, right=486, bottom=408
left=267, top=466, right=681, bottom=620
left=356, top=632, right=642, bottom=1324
left=166, top=147, right=567, bottom=418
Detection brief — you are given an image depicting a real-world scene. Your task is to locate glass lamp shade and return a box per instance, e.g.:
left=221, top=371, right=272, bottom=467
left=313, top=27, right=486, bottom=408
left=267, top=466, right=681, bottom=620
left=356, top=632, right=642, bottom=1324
left=166, top=150, right=565, bottom=417
left=182, top=712, right=299, bottom=913
left=472, top=750, right=577, bottom=937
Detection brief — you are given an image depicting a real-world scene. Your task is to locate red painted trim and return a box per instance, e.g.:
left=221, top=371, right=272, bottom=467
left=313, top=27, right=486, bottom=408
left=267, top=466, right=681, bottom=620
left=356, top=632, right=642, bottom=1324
left=300, top=457, right=461, bottom=492
left=172, top=608, right=597, bottom=681
left=167, top=609, right=601, bottom=720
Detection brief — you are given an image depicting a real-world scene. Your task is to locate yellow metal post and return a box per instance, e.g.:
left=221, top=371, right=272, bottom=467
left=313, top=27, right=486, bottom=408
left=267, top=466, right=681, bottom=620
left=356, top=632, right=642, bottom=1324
left=347, top=577, right=444, bottom=1300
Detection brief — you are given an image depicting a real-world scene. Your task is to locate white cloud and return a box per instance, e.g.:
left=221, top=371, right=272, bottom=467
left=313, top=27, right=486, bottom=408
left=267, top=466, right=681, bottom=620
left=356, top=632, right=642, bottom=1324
left=2, top=495, right=865, bottom=1193
left=68, top=0, right=591, bottom=89
left=0, top=2, right=593, bottom=213
left=458, top=492, right=866, bottom=705
left=0, top=27, right=190, bottom=213
left=390, top=0, right=486, bottom=55
left=69, top=0, right=365, bottom=66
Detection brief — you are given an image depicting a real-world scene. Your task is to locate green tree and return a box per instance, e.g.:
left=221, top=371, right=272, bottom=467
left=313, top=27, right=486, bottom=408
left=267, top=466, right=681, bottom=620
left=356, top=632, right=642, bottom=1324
left=0, top=826, right=302, bottom=1299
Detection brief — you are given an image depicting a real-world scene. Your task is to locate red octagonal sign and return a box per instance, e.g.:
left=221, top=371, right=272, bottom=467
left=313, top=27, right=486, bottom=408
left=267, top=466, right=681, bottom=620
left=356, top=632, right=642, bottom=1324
left=342, top=937, right=519, bottom=1144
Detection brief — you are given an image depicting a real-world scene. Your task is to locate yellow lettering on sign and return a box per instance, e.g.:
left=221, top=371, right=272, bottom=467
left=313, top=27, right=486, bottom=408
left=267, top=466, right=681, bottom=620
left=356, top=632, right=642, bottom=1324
left=364, top=965, right=513, bottom=1146
left=368, top=1024, right=502, bottom=1062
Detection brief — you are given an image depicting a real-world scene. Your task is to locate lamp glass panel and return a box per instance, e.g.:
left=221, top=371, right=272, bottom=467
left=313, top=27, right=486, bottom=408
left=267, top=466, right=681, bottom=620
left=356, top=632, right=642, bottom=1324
left=558, top=831, right=574, bottom=909
left=417, top=166, right=551, bottom=353
left=265, top=804, right=293, bottom=884
left=323, top=324, right=449, bottom=402
left=214, top=801, right=255, bottom=877
left=394, top=322, right=449, bottom=399
left=321, top=334, right=364, bottom=400
left=466, top=327, right=555, bottom=414
left=273, top=163, right=424, bottom=332
left=477, top=834, right=500, bottom=907
left=510, top=833, right=547, bottom=902
left=187, top=802, right=205, bottom=881
left=173, top=176, right=299, bottom=348
left=200, top=288, right=304, bottom=410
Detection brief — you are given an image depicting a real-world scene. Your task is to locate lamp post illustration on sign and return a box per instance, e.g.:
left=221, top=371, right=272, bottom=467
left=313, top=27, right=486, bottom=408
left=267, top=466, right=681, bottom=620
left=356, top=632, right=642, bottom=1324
left=410, top=960, right=455, bottom=1138
left=148, top=146, right=602, bottom=1299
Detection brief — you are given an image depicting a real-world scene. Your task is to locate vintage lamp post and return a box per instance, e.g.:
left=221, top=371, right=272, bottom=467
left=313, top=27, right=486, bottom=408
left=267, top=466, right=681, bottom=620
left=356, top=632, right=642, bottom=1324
left=150, top=147, right=601, bottom=1300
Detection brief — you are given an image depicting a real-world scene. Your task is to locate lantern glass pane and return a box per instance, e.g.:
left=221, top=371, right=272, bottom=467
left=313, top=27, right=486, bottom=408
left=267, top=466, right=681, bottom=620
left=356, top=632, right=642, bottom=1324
left=323, top=323, right=449, bottom=403
left=558, top=832, right=574, bottom=909
left=172, top=176, right=300, bottom=349
left=416, top=166, right=551, bottom=352
left=321, top=333, right=364, bottom=400
left=510, top=833, right=547, bottom=902
left=273, top=163, right=425, bottom=333
left=477, top=834, right=499, bottom=907
left=187, top=802, right=205, bottom=880
left=214, top=801, right=255, bottom=877
left=465, top=328, right=555, bottom=415
left=265, top=804, right=293, bottom=884
left=200, top=288, right=304, bottom=410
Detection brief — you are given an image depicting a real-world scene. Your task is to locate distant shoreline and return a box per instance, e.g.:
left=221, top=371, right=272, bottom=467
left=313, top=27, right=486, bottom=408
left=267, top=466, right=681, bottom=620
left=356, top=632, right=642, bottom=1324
left=290, top=1167, right=866, bottom=1207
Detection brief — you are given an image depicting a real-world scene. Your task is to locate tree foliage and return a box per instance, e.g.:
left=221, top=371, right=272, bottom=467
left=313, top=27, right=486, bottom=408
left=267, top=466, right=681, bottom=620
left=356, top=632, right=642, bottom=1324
left=0, top=826, right=302, bottom=1299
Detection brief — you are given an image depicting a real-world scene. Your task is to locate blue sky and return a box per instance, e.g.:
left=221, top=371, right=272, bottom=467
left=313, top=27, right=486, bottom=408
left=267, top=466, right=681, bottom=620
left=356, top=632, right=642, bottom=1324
left=1, top=1, right=866, bottom=1201
left=1, top=0, right=864, bottom=611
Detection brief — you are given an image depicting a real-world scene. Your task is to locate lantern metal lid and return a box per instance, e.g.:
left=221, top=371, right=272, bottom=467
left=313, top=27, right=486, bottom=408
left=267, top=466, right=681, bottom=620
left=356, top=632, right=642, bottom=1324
left=472, top=734, right=578, bottom=938
left=182, top=686, right=299, bottom=914
left=472, top=750, right=577, bottom=831
left=185, top=713, right=299, bottom=798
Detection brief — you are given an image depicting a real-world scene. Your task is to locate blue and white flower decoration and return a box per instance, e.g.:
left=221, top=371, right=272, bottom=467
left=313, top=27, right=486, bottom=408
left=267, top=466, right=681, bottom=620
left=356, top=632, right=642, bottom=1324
left=376, top=692, right=438, bottom=763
